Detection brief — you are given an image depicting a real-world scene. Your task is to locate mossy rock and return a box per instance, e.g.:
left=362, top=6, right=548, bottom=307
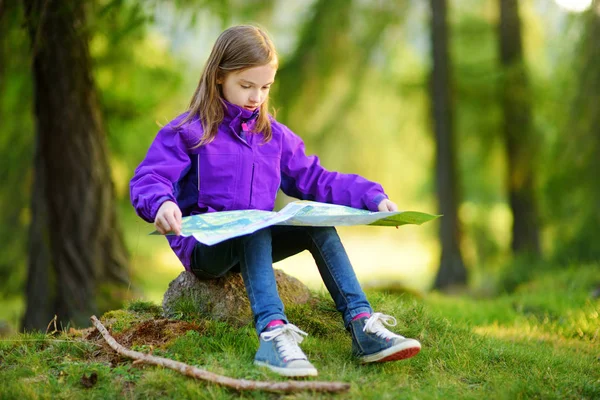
left=162, top=270, right=311, bottom=327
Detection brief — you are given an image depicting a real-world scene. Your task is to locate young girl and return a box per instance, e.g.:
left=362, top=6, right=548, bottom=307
left=130, top=25, right=421, bottom=377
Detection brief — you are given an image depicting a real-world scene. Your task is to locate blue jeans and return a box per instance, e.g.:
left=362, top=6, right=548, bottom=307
left=190, top=226, right=373, bottom=335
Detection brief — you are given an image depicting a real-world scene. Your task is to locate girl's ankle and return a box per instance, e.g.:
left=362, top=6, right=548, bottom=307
left=265, top=319, right=285, bottom=329
left=352, top=312, right=371, bottom=321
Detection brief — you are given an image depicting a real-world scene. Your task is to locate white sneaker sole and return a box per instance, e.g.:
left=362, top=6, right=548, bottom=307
left=254, top=361, right=318, bottom=377
left=360, top=339, right=421, bottom=363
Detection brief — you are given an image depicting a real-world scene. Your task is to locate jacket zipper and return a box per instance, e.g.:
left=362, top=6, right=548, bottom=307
left=197, top=155, right=200, bottom=192
left=249, top=163, right=255, bottom=207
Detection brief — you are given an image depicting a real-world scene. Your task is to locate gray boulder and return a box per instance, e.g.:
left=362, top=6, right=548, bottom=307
left=162, top=269, right=312, bottom=327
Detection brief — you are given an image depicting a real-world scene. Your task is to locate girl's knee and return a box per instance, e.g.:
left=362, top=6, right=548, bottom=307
left=191, top=267, right=228, bottom=280
left=307, top=226, right=339, bottom=239
left=243, top=227, right=272, bottom=241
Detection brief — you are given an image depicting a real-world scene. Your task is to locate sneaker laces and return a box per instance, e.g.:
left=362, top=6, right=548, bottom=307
left=363, top=312, right=405, bottom=341
left=260, top=324, right=309, bottom=361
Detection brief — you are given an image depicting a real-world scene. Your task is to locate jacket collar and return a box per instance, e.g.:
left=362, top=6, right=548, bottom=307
left=222, top=99, right=260, bottom=124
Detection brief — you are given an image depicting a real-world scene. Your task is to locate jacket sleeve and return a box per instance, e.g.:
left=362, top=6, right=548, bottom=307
left=130, top=123, right=191, bottom=223
left=279, top=124, right=388, bottom=212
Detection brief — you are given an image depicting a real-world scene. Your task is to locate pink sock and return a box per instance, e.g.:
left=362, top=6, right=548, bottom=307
left=266, top=319, right=285, bottom=328
left=352, top=312, right=371, bottom=321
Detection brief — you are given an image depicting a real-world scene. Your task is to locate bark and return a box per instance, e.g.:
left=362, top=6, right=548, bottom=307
left=430, top=0, right=467, bottom=289
left=498, top=0, right=540, bottom=256
left=22, top=0, right=129, bottom=330
left=22, top=136, right=53, bottom=330
left=91, top=316, right=351, bottom=393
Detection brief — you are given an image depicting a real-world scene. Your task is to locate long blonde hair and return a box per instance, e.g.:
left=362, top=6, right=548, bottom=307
left=179, top=25, right=278, bottom=146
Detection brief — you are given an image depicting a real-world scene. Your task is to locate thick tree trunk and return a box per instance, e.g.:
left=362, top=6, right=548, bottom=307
left=498, top=0, right=540, bottom=256
left=22, top=138, right=53, bottom=330
left=22, top=0, right=130, bottom=330
left=430, top=0, right=467, bottom=289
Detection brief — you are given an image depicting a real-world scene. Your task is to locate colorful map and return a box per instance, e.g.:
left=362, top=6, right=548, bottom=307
left=154, top=201, right=440, bottom=246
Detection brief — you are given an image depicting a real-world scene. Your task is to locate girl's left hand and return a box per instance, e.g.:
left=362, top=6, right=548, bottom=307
left=377, top=198, right=398, bottom=212
left=378, top=198, right=400, bottom=229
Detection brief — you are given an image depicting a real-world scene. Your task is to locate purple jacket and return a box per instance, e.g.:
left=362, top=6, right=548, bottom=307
left=130, top=101, right=388, bottom=269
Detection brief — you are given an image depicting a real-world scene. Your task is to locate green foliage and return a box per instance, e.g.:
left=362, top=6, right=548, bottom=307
left=0, top=1, right=34, bottom=300
left=1, top=264, right=598, bottom=398
left=273, top=0, right=411, bottom=157
left=541, top=6, right=600, bottom=264
left=88, top=0, right=188, bottom=200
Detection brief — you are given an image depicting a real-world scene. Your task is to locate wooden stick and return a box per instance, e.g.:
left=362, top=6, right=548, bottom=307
left=90, top=316, right=350, bottom=394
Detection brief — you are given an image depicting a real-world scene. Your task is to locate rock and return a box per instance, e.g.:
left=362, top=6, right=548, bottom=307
left=162, top=270, right=312, bottom=327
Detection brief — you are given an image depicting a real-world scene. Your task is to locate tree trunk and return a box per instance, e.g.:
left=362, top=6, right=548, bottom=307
left=498, top=0, right=540, bottom=256
left=430, top=0, right=467, bottom=289
left=22, top=137, right=53, bottom=330
left=22, top=0, right=130, bottom=330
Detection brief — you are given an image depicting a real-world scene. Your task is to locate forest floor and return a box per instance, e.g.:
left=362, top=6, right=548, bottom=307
left=0, top=263, right=598, bottom=399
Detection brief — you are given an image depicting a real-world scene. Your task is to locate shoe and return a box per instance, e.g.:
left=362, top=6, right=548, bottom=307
left=348, top=312, right=421, bottom=363
left=254, top=323, right=318, bottom=377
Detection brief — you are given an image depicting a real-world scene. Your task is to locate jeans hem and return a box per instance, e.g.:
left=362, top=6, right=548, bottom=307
left=344, top=307, right=373, bottom=328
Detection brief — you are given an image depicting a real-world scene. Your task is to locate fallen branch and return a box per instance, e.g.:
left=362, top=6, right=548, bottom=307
left=90, top=316, right=350, bottom=394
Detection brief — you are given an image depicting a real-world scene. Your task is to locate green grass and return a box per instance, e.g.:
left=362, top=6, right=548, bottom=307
left=1, top=265, right=598, bottom=399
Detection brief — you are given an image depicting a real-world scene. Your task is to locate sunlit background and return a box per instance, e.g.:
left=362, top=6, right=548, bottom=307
left=554, top=0, right=592, bottom=12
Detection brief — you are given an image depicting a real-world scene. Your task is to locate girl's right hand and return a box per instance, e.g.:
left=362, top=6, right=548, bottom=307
left=154, top=201, right=182, bottom=235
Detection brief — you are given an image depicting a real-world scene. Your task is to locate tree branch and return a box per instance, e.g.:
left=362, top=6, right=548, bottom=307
left=90, top=316, right=350, bottom=394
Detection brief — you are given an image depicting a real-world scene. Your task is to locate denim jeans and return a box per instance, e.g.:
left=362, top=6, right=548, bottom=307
left=190, top=226, right=373, bottom=335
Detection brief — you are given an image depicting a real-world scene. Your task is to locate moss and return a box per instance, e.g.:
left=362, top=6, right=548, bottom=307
left=125, top=300, right=162, bottom=316
left=101, top=309, right=152, bottom=333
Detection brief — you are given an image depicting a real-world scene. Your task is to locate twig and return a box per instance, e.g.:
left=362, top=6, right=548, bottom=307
left=90, top=316, right=350, bottom=394
left=46, top=315, right=58, bottom=335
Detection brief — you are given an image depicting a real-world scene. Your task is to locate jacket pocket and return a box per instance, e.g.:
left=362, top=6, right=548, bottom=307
left=198, top=152, right=239, bottom=210
left=252, top=155, right=281, bottom=210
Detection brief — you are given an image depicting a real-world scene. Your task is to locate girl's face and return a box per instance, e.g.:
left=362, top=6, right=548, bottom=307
left=219, top=63, right=277, bottom=112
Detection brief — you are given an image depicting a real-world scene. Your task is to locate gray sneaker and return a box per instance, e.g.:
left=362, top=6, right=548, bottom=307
left=254, top=324, right=318, bottom=377
left=348, top=313, right=421, bottom=363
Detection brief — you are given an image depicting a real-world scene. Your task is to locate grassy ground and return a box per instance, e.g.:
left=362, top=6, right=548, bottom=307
left=0, top=264, right=598, bottom=399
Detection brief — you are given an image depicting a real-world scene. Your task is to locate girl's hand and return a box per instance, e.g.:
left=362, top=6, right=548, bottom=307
left=378, top=198, right=400, bottom=229
left=155, top=201, right=182, bottom=235
left=377, top=198, right=398, bottom=212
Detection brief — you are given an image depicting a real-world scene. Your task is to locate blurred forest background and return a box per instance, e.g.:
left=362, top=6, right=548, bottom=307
left=0, top=0, right=598, bottom=331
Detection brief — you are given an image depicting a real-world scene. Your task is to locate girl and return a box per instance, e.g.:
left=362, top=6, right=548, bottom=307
left=130, top=25, right=421, bottom=377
